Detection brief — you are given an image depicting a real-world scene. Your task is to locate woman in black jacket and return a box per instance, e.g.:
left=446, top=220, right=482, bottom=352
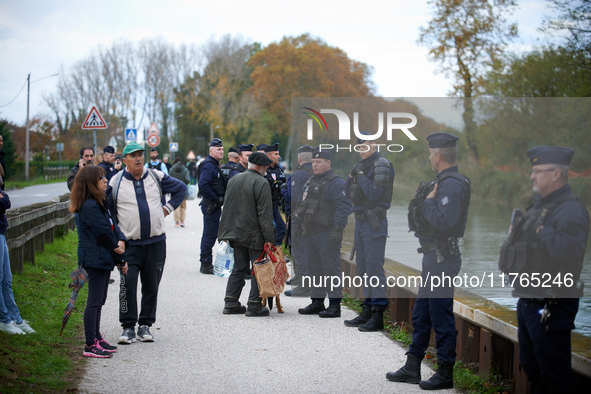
left=70, top=166, right=128, bottom=358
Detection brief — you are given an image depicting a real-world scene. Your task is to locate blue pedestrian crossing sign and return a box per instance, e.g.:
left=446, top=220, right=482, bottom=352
left=125, top=129, right=137, bottom=142
left=170, top=142, right=179, bottom=152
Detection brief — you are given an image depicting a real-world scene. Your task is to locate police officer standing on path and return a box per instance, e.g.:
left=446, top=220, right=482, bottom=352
left=284, top=145, right=314, bottom=297
left=499, top=146, right=589, bottom=393
left=264, top=143, right=287, bottom=246
left=294, top=148, right=352, bottom=318
left=229, top=144, right=253, bottom=179
left=220, top=147, right=239, bottom=182
left=387, top=132, right=471, bottom=390
left=344, top=132, right=394, bottom=331
left=198, top=138, right=225, bottom=274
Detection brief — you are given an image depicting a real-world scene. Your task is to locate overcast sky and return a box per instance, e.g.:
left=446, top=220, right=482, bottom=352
left=0, top=0, right=554, bottom=127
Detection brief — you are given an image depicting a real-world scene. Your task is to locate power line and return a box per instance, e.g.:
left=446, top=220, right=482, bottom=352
left=0, top=78, right=28, bottom=108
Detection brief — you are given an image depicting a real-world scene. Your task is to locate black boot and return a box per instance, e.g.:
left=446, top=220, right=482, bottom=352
left=200, top=264, right=214, bottom=275
left=318, top=302, right=341, bottom=318
left=386, top=353, right=422, bottom=384
left=358, top=307, right=384, bottom=331
left=245, top=302, right=270, bottom=317
left=344, top=304, right=372, bottom=327
left=419, top=361, right=454, bottom=390
left=298, top=299, right=325, bottom=315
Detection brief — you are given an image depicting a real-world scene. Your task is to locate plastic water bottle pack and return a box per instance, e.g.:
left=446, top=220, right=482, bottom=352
left=213, top=241, right=234, bottom=278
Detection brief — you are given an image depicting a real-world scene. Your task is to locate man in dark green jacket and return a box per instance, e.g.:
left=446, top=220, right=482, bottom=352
left=218, top=152, right=275, bottom=317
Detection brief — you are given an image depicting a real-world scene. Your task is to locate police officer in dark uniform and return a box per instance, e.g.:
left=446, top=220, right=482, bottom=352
left=97, top=145, right=121, bottom=181
left=229, top=144, right=254, bottom=179
left=198, top=138, right=226, bottom=274
left=344, top=132, right=395, bottom=331
left=284, top=145, right=315, bottom=297
left=264, top=143, right=287, bottom=246
left=387, top=132, right=471, bottom=390
left=294, top=148, right=352, bottom=318
left=220, top=147, right=239, bottom=182
left=499, top=146, right=589, bottom=393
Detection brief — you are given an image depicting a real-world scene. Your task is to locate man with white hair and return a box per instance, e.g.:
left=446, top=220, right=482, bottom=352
left=198, top=138, right=226, bottom=274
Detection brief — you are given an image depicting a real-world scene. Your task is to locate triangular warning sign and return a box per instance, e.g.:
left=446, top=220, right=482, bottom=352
left=148, top=122, right=160, bottom=135
left=82, top=106, right=108, bottom=129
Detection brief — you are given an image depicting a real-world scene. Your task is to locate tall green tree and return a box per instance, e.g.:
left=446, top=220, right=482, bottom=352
left=418, top=0, right=518, bottom=162
left=0, top=120, right=17, bottom=179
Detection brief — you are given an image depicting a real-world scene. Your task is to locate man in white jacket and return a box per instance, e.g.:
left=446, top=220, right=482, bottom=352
left=110, top=142, right=186, bottom=344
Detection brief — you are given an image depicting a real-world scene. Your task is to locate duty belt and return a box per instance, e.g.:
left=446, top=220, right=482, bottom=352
left=417, top=237, right=460, bottom=263
left=354, top=206, right=386, bottom=230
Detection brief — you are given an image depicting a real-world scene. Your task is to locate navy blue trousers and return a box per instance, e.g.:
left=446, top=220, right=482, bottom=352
left=517, top=298, right=578, bottom=394
left=200, top=203, right=221, bottom=265
left=304, top=230, right=342, bottom=302
left=272, top=206, right=286, bottom=246
left=354, top=217, right=388, bottom=308
left=408, top=250, right=461, bottom=364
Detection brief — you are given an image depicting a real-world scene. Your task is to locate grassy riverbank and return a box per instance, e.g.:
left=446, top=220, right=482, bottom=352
left=0, top=231, right=86, bottom=393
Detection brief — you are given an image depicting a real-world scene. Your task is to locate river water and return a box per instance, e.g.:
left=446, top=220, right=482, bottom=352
left=382, top=199, right=591, bottom=336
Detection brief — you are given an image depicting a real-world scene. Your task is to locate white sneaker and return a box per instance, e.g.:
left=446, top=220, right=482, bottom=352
left=15, top=320, right=35, bottom=334
left=0, top=321, right=25, bottom=335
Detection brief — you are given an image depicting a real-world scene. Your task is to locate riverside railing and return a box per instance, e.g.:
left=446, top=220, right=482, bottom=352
left=6, top=193, right=75, bottom=273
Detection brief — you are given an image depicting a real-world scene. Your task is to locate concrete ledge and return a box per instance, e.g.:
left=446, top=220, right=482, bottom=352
left=340, top=251, right=591, bottom=385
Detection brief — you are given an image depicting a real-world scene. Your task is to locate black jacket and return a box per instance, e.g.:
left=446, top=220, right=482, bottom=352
left=78, top=198, right=127, bottom=271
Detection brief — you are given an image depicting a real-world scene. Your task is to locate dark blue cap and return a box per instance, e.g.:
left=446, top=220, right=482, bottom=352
left=427, top=132, right=458, bottom=148
left=312, top=147, right=331, bottom=160
left=264, top=143, right=279, bottom=153
left=356, top=131, right=372, bottom=144
left=228, top=147, right=238, bottom=153
left=297, top=145, right=314, bottom=154
left=238, top=143, right=254, bottom=152
left=527, top=146, right=574, bottom=166
left=256, top=144, right=268, bottom=151
left=210, top=138, right=223, bottom=147
left=248, top=152, right=273, bottom=166
left=103, top=146, right=115, bottom=154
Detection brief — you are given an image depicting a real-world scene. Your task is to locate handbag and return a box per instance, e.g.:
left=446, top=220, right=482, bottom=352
left=253, top=244, right=289, bottom=297
left=186, top=184, right=197, bottom=200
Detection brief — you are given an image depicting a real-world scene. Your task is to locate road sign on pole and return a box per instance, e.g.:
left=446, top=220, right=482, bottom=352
left=169, top=142, right=179, bottom=152
left=82, top=106, right=108, bottom=129
left=125, top=128, right=138, bottom=142
left=147, top=133, right=160, bottom=148
left=148, top=122, right=160, bottom=135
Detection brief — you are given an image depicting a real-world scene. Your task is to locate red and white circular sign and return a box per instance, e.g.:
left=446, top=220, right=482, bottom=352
left=147, top=133, right=160, bottom=147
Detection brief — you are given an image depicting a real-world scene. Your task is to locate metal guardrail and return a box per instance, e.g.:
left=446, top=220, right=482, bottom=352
left=43, top=166, right=69, bottom=181
left=5, top=193, right=75, bottom=273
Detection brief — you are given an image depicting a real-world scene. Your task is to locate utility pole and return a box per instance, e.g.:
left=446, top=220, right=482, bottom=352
left=25, top=73, right=31, bottom=181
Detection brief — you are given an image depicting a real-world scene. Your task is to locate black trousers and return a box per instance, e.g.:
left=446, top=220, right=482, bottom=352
left=119, top=240, right=166, bottom=329
left=84, top=268, right=111, bottom=346
left=224, top=244, right=263, bottom=305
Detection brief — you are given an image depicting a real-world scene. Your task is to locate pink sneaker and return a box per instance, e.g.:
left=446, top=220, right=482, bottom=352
left=83, top=339, right=113, bottom=358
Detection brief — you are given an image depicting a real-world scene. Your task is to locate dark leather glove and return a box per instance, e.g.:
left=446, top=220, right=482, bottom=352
left=330, top=227, right=343, bottom=248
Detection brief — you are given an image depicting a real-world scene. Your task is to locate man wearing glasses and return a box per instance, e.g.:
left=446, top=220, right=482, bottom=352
left=109, top=142, right=186, bottom=345
left=499, top=146, right=589, bottom=392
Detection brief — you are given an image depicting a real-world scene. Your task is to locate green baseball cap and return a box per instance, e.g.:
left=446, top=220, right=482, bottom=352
left=122, top=142, right=145, bottom=157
